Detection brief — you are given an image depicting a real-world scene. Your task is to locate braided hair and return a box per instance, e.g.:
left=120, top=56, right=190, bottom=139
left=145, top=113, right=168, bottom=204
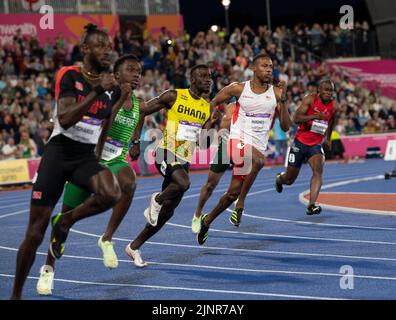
left=79, top=23, right=108, bottom=46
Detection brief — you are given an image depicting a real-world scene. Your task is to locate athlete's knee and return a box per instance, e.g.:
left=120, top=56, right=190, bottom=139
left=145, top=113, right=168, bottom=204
left=312, top=165, right=324, bottom=176
left=121, top=181, right=136, bottom=197
left=206, top=181, right=217, bottom=193
left=226, top=191, right=239, bottom=203
left=176, top=179, right=190, bottom=193
left=25, top=227, right=46, bottom=247
left=98, top=183, right=122, bottom=208
left=252, top=157, right=265, bottom=171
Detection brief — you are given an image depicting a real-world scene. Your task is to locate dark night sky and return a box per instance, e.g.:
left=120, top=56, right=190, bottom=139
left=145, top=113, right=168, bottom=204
left=179, top=0, right=371, bottom=35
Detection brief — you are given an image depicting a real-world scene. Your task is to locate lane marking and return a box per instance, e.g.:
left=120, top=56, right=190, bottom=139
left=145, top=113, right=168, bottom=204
left=167, top=222, right=396, bottom=245
left=1, top=245, right=395, bottom=281
left=69, top=229, right=396, bottom=262
left=237, top=211, right=396, bottom=231
left=0, top=273, right=347, bottom=300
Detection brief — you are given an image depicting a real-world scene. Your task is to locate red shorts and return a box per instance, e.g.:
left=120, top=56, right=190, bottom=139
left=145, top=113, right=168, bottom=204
left=227, top=139, right=254, bottom=181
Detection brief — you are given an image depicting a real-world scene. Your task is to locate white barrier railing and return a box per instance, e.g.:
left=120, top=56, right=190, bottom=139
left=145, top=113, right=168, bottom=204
left=2, top=0, right=179, bottom=15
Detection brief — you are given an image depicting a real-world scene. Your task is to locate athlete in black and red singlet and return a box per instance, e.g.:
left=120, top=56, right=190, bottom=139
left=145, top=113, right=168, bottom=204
left=275, top=79, right=339, bottom=215
left=10, top=24, right=127, bottom=300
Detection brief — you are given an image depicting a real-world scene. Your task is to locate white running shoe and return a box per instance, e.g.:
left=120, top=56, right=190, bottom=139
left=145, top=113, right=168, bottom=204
left=36, top=265, right=54, bottom=296
left=144, top=192, right=162, bottom=227
left=98, top=235, right=118, bottom=269
left=125, top=244, right=148, bottom=268
left=191, top=215, right=201, bottom=234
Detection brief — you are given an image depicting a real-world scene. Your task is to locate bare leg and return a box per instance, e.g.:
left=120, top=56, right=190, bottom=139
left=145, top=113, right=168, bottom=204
left=102, top=167, right=136, bottom=242
left=130, top=191, right=184, bottom=250
left=307, top=154, right=325, bottom=206
left=11, top=205, right=54, bottom=300
left=58, top=169, right=121, bottom=230
left=234, top=155, right=265, bottom=209
left=204, top=176, right=243, bottom=226
left=195, top=170, right=224, bottom=218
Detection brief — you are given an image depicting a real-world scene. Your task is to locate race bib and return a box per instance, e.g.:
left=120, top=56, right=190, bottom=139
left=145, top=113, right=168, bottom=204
left=64, top=116, right=103, bottom=144
left=311, top=120, right=328, bottom=135
left=176, top=120, right=203, bottom=142
left=101, top=138, right=124, bottom=161
left=246, top=112, right=272, bottom=132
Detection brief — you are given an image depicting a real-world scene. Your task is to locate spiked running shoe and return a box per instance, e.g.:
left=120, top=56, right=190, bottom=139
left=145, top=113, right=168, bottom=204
left=275, top=173, right=283, bottom=193
left=144, top=192, right=162, bottom=227
left=306, top=204, right=322, bottom=216
left=197, top=214, right=209, bottom=245
left=125, top=244, right=148, bottom=267
left=191, top=215, right=202, bottom=234
left=49, top=213, right=69, bottom=259
left=98, top=235, right=118, bottom=269
left=36, top=265, right=54, bottom=296
left=229, top=207, right=244, bottom=227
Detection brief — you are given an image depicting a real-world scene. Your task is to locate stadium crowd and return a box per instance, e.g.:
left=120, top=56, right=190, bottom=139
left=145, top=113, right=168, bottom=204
left=0, top=22, right=395, bottom=166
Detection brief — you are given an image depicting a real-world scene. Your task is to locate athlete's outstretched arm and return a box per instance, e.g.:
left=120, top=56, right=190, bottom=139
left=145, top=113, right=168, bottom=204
left=58, top=73, right=117, bottom=130
left=293, top=94, right=324, bottom=124
left=274, top=81, right=292, bottom=131
left=129, top=98, right=146, bottom=161
left=209, top=82, right=244, bottom=110
left=143, top=89, right=177, bottom=115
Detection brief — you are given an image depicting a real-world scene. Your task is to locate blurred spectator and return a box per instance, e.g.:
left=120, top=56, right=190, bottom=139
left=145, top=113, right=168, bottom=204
left=18, top=131, right=37, bottom=158
left=1, top=137, right=22, bottom=160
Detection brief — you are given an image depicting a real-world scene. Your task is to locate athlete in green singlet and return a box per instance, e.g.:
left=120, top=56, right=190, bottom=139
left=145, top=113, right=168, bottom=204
left=36, top=54, right=145, bottom=296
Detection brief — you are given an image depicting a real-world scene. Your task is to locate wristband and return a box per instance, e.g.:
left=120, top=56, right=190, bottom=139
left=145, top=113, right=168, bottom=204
left=93, top=85, right=105, bottom=95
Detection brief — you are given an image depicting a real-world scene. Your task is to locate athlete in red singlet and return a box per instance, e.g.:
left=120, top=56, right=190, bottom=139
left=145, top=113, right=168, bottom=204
left=275, top=79, right=339, bottom=215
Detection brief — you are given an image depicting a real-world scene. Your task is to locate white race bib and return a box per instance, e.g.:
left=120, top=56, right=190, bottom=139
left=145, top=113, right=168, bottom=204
left=311, top=120, right=328, bottom=135
left=176, top=120, right=203, bottom=142
left=101, top=139, right=124, bottom=161
left=246, top=112, right=272, bottom=132
left=63, top=117, right=103, bottom=144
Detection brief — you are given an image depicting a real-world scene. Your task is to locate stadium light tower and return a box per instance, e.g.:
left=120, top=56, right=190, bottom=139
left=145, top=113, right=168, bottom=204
left=266, top=0, right=272, bottom=31
left=221, top=0, right=231, bottom=35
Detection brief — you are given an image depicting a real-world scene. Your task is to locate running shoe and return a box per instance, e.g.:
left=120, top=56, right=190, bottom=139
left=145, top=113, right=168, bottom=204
left=229, top=207, right=244, bottom=227
left=197, top=214, right=209, bottom=245
left=36, top=265, right=54, bottom=296
left=144, top=192, right=162, bottom=227
left=275, top=173, right=283, bottom=193
left=98, top=235, right=118, bottom=269
left=125, top=244, right=148, bottom=267
left=191, top=215, right=202, bottom=234
left=306, top=204, right=322, bottom=215
left=49, top=213, right=69, bottom=259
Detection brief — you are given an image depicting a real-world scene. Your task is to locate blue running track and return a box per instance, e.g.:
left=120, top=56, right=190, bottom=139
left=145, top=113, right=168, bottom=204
left=0, top=159, right=395, bottom=300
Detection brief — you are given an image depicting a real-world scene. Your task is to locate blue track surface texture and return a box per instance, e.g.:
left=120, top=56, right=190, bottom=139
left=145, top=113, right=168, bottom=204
left=1, top=159, right=395, bottom=300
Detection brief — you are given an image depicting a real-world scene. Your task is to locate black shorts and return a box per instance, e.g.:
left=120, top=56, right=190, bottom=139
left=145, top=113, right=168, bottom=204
left=288, top=138, right=324, bottom=169
left=209, top=137, right=232, bottom=174
left=31, top=135, right=106, bottom=207
left=154, top=148, right=190, bottom=191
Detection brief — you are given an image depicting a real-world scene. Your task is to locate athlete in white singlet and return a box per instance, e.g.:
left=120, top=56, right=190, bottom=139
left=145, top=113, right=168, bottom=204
left=197, top=53, right=292, bottom=245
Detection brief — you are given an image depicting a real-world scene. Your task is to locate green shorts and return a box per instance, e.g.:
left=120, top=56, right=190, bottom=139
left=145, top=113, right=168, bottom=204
left=62, top=160, right=130, bottom=209
left=209, top=137, right=232, bottom=173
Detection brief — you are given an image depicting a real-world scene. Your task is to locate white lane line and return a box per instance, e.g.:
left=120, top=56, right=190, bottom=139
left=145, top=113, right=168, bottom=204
left=1, top=245, right=394, bottom=282
left=0, top=273, right=347, bottom=300
left=0, top=209, right=28, bottom=219
left=167, top=222, right=396, bottom=245
left=0, top=202, right=30, bottom=209
left=69, top=229, right=396, bottom=262
left=299, top=175, right=396, bottom=216
left=238, top=211, right=396, bottom=231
